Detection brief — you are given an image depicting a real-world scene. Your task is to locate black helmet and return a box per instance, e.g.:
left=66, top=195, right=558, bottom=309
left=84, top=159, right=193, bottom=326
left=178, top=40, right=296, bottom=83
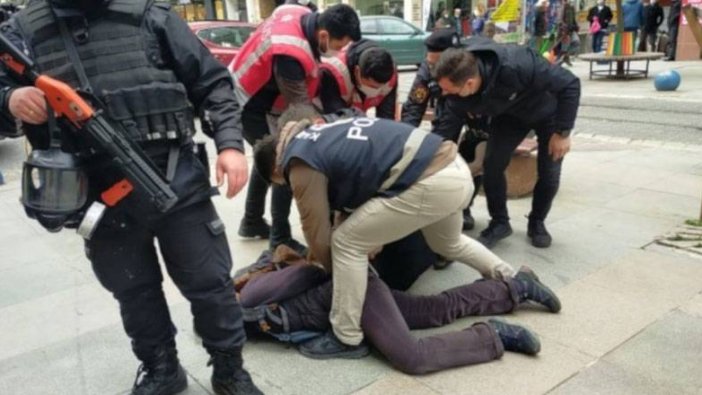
left=21, top=146, right=89, bottom=232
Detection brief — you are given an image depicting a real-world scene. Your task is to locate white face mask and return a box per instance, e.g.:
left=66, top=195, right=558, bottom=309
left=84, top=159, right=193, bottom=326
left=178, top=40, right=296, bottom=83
left=359, top=84, right=384, bottom=97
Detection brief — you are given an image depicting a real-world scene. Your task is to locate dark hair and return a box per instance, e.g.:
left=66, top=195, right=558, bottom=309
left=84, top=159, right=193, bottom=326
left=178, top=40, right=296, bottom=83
left=319, top=4, right=361, bottom=41
left=253, top=134, right=279, bottom=185
left=432, top=47, right=479, bottom=85
left=253, top=104, right=319, bottom=184
left=358, top=47, right=395, bottom=83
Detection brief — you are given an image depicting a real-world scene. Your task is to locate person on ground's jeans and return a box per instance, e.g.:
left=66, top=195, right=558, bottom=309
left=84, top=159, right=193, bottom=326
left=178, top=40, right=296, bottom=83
left=236, top=248, right=562, bottom=373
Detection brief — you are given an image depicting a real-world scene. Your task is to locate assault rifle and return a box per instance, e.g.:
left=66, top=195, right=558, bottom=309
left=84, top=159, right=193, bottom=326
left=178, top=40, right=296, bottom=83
left=0, top=32, right=178, bottom=212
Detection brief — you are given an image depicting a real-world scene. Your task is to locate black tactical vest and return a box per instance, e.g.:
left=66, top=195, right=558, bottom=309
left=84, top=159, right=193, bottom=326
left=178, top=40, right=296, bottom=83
left=16, top=0, right=195, bottom=143
left=281, top=117, right=443, bottom=212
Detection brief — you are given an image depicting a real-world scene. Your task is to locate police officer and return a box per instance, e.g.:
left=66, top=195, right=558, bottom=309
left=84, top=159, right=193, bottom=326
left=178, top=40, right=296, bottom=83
left=253, top=106, right=516, bottom=359
left=0, top=1, right=261, bottom=394
left=433, top=42, right=580, bottom=249
left=401, top=29, right=488, bottom=231
left=401, top=28, right=459, bottom=133
left=231, top=4, right=360, bottom=253
left=319, top=39, right=398, bottom=119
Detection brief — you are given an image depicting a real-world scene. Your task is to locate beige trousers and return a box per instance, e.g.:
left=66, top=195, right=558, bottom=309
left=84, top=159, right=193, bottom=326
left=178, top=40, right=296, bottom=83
left=330, top=157, right=516, bottom=345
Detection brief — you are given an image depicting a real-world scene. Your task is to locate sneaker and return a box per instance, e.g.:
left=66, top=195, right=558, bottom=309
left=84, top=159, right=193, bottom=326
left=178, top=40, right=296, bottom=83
left=527, top=220, right=552, bottom=248
left=131, top=348, right=188, bottom=395
left=433, top=256, right=454, bottom=270
left=298, top=330, right=370, bottom=360
left=238, top=218, right=270, bottom=239
left=209, top=349, right=263, bottom=395
left=488, top=319, right=541, bottom=355
left=478, top=221, right=513, bottom=249
left=514, top=266, right=562, bottom=313
left=271, top=238, right=308, bottom=256
left=462, top=208, right=475, bottom=231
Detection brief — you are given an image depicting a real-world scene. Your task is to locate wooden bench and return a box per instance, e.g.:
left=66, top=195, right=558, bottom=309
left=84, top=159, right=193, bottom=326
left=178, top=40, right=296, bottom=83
left=578, top=52, right=665, bottom=80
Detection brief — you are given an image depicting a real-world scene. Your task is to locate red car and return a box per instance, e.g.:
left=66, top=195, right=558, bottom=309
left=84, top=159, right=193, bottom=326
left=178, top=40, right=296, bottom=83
left=189, top=21, right=256, bottom=66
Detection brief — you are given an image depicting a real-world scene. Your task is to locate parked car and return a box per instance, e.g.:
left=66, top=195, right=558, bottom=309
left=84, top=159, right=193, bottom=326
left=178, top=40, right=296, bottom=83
left=189, top=21, right=256, bottom=66
left=359, top=16, right=428, bottom=66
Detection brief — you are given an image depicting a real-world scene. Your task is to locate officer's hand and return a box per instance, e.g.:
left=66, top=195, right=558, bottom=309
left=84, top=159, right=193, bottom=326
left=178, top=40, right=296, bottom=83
left=549, top=133, right=571, bottom=161
left=216, top=148, right=249, bottom=199
left=8, top=87, right=48, bottom=125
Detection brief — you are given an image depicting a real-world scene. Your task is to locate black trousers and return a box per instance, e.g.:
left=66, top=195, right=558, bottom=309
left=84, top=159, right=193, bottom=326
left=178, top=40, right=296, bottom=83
left=86, top=199, right=245, bottom=362
left=241, top=111, right=293, bottom=245
left=483, top=116, right=563, bottom=224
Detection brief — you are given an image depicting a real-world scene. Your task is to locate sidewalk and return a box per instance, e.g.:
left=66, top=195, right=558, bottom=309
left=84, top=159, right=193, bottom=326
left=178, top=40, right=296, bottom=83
left=1, top=60, right=701, bottom=395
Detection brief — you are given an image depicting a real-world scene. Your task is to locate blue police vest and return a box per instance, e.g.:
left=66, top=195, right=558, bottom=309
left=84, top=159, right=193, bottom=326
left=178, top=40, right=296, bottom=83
left=281, top=117, right=443, bottom=212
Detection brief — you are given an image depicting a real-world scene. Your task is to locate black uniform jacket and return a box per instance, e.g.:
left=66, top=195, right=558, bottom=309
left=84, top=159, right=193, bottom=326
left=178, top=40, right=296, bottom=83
left=432, top=40, right=581, bottom=140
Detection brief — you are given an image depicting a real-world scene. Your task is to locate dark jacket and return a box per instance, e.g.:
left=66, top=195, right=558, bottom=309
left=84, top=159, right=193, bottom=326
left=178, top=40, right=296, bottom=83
left=400, top=60, right=444, bottom=128
left=433, top=41, right=580, bottom=139
left=587, top=5, right=613, bottom=29
left=643, top=3, right=664, bottom=32
left=534, top=8, right=548, bottom=36
left=0, top=1, right=243, bottom=154
left=0, top=1, right=238, bottom=211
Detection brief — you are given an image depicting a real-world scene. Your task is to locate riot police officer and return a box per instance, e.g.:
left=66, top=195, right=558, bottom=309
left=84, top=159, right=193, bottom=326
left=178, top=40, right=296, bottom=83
left=0, top=1, right=261, bottom=394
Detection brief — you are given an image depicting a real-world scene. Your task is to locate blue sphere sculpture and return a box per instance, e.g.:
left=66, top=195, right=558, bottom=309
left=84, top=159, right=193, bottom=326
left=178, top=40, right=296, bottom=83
left=654, top=70, right=681, bottom=91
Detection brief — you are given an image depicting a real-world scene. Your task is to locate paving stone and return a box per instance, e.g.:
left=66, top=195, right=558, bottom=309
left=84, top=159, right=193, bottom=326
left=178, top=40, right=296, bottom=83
left=604, top=188, right=700, bottom=221
left=353, top=373, right=440, bottom=395
left=602, top=310, right=702, bottom=394
left=416, top=338, right=592, bottom=395
left=550, top=360, right=672, bottom=395
left=679, top=293, right=702, bottom=318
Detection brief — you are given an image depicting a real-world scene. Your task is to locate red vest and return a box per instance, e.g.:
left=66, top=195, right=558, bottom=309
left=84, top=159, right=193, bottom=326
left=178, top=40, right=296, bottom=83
left=230, top=5, right=319, bottom=111
left=319, top=47, right=397, bottom=113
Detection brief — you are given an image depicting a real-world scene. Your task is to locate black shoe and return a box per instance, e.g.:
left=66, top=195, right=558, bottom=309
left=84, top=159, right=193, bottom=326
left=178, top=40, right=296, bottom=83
left=131, top=348, right=188, bottom=395
left=478, top=221, right=513, bottom=249
left=298, top=330, right=370, bottom=360
left=527, top=220, right=552, bottom=248
left=271, top=238, right=308, bottom=256
left=433, top=256, right=454, bottom=270
left=514, top=266, right=562, bottom=313
left=462, top=208, right=475, bottom=231
left=238, top=218, right=270, bottom=239
left=488, top=319, right=541, bottom=356
left=209, top=349, right=263, bottom=395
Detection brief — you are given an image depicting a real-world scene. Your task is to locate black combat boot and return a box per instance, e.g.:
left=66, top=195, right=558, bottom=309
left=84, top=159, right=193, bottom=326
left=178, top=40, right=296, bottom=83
left=131, top=347, right=187, bottom=395
left=513, top=266, right=562, bottom=313
left=238, top=218, right=271, bottom=239
left=209, top=348, right=263, bottom=395
left=462, top=208, right=475, bottom=231
left=527, top=219, right=552, bottom=248
left=488, top=319, right=541, bottom=355
left=478, top=220, right=513, bottom=249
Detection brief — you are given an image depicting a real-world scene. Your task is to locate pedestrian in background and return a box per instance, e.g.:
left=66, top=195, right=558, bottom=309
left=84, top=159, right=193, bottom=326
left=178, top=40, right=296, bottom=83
left=639, top=0, right=663, bottom=51
left=587, top=0, right=613, bottom=52
left=622, top=0, right=644, bottom=42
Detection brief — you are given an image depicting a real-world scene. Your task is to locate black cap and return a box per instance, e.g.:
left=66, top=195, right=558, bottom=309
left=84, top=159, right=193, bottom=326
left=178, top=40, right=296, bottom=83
left=424, top=28, right=461, bottom=52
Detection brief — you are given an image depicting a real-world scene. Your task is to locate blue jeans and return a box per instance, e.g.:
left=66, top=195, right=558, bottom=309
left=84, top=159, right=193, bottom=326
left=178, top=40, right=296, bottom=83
left=592, top=31, right=606, bottom=52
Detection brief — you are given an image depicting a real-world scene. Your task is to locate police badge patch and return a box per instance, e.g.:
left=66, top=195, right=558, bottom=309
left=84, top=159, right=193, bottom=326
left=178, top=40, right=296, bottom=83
left=411, top=85, right=429, bottom=103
